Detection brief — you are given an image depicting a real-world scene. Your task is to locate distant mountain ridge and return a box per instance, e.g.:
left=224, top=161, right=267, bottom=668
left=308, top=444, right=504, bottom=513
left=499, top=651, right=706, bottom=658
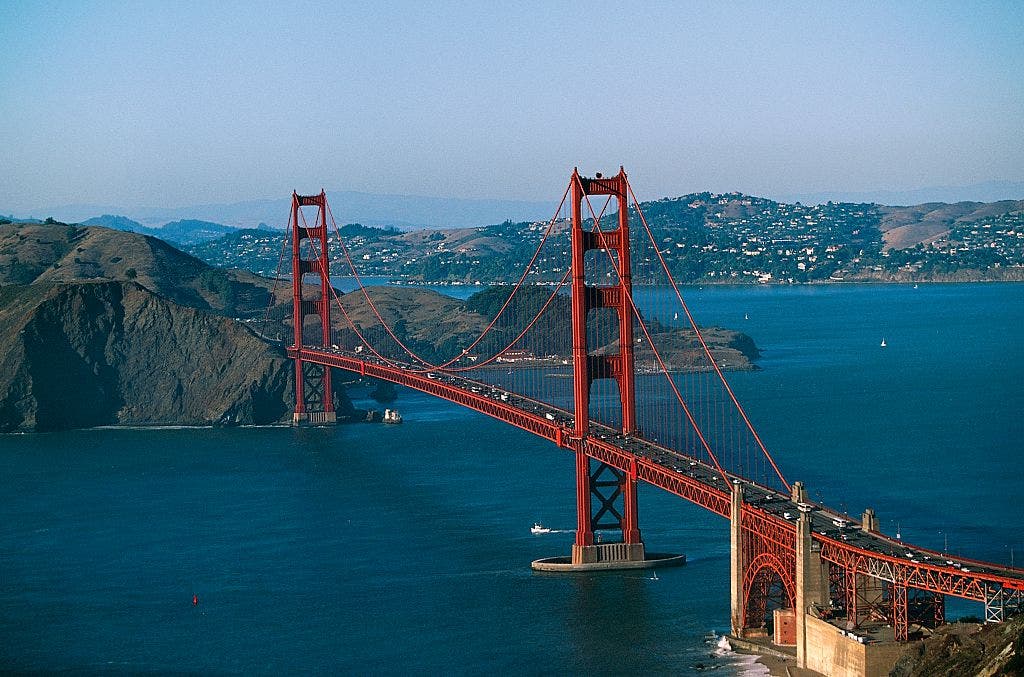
left=5, top=214, right=233, bottom=246
left=79, top=214, right=144, bottom=232
left=15, top=190, right=561, bottom=231
left=9, top=180, right=1024, bottom=232
left=79, top=215, right=237, bottom=246
left=774, top=180, right=1024, bottom=207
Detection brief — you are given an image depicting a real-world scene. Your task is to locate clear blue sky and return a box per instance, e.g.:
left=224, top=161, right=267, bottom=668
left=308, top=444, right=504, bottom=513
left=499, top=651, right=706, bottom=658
left=1, top=1, right=1022, bottom=211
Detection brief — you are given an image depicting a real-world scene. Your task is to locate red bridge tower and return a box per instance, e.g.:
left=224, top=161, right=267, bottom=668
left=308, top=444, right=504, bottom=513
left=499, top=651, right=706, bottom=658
left=569, top=168, right=644, bottom=566
left=290, top=190, right=336, bottom=425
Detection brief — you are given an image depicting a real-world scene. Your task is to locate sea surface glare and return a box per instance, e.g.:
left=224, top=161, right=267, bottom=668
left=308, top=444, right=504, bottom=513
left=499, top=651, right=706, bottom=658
left=2, top=283, right=1022, bottom=674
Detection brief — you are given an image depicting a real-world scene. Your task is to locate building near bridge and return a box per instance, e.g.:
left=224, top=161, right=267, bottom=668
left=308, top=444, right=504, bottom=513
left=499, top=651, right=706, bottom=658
left=496, top=349, right=534, bottom=363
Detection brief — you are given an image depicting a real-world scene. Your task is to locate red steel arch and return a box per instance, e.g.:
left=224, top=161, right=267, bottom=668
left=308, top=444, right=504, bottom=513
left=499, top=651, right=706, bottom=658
left=743, top=552, right=797, bottom=630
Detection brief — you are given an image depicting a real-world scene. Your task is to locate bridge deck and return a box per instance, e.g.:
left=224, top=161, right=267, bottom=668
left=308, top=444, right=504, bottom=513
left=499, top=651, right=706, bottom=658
left=290, top=345, right=1024, bottom=603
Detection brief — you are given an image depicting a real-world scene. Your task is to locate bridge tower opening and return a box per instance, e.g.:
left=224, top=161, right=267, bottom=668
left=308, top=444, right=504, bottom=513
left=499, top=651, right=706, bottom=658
left=569, top=167, right=644, bottom=565
left=289, top=190, right=336, bottom=425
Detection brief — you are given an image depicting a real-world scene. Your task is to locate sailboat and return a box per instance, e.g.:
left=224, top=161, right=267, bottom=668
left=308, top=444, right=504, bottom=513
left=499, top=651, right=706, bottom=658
left=673, top=312, right=679, bottom=321
left=880, top=338, right=887, bottom=348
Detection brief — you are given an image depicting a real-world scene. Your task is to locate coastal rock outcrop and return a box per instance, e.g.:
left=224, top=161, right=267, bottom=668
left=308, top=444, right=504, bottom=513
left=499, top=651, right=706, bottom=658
left=890, top=615, right=1024, bottom=677
left=0, top=280, right=350, bottom=432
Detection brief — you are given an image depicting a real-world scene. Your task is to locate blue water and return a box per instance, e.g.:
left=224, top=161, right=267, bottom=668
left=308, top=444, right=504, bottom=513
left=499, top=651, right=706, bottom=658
left=2, top=283, right=1022, bottom=674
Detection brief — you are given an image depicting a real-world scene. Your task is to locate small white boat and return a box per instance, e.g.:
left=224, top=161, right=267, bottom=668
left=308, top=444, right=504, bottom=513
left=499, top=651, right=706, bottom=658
left=531, top=523, right=551, bottom=534
left=382, top=409, right=403, bottom=424
left=744, top=313, right=749, bottom=320
left=880, top=338, right=887, bottom=348
left=673, top=312, right=679, bottom=321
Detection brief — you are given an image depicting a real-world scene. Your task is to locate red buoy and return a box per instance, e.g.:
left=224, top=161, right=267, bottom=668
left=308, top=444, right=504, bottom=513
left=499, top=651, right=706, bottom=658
left=192, top=594, right=198, bottom=606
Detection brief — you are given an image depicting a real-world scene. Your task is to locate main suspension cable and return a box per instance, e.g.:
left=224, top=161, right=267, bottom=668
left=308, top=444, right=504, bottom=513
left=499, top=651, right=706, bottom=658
left=577, top=174, right=732, bottom=488
left=297, top=212, right=412, bottom=369
left=323, top=186, right=572, bottom=371
left=445, top=267, right=572, bottom=372
left=261, top=203, right=293, bottom=343
left=626, top=179, right=789, bottom=491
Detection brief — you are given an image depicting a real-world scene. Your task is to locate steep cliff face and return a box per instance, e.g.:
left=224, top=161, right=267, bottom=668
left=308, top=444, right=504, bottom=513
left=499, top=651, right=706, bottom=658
left=0, top=281, right=350, bottom=432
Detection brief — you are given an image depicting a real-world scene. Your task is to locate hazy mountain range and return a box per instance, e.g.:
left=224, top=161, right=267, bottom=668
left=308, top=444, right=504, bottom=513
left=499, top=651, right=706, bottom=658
left=77, top=216, right=273, bottom=246
left=9, top=191, right=560, bottom=231
left=773, top=180, right=1024, bottom=208
left=8, top=181, right=1023, bottom=234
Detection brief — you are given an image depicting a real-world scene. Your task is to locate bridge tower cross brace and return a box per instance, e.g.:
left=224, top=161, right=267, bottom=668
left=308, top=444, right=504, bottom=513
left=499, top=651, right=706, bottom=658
left=569, top=168, right=642, bottom=563
left=290, top=190, right=335, bottom=425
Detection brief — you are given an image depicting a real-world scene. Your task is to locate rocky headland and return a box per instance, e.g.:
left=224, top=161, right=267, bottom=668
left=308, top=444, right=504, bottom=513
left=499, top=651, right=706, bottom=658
left=0, top=223, right=349, bottom=432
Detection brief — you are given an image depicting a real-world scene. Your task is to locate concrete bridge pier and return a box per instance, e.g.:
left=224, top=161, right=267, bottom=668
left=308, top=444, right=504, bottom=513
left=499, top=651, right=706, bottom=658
left=291, top=358, right=336, bottom=426
left=534, top=450, right=686, bottom=572
left=292, top=411, right=337, bottom=425
left=795, top=503, right=912, bottom=676
left=730, top=479, right=744, bottom=636
left=796, top=501, right=828, bottom=668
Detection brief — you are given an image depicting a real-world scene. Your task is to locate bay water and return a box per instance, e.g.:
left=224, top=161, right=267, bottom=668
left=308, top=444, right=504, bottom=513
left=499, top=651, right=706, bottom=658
left=2, top=283, right=1022, bottom=674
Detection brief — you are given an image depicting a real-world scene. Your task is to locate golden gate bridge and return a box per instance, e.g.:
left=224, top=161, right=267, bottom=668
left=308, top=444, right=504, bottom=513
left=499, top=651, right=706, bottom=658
left=271, top=168, right=1022, bottom=671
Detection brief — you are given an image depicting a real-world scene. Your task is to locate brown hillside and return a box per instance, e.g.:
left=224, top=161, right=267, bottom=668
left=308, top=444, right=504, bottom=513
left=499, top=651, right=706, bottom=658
left=402, top=227, right=514, bottom=256
left=0, top=281, right=353, bottom=432
left=322, top=286, right=489, bottom=359
left=0, top=223, right=289, bottom=316
left=879, top=201, right=1024, bottom=250
left=328, top=286, right=760, bottom=372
